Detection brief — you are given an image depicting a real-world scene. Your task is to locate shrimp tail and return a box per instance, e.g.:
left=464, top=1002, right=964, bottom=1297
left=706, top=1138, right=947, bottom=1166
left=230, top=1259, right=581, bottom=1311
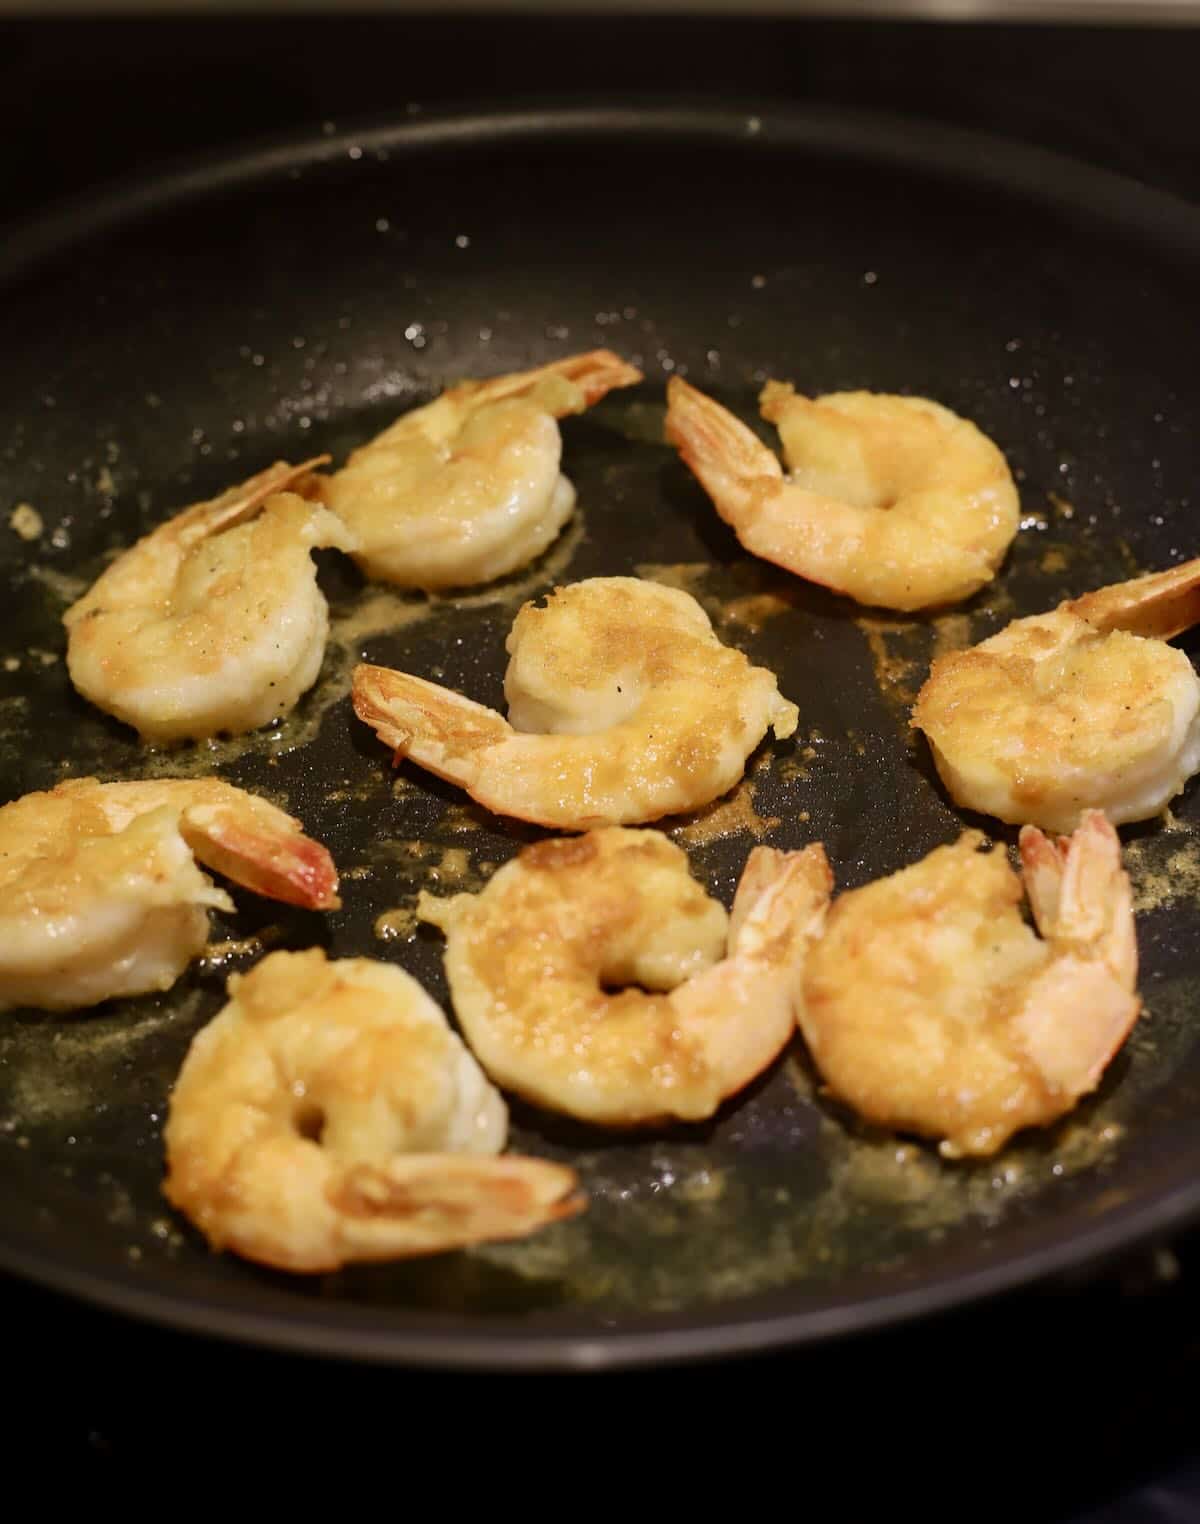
left=1067, top=555, right=1200, bottom=640
left=729, top=841, right=833, bottom=954
left=1015, top=810, right=1140, bottom=1098
left=352, top=663, right=511, bottom=780
left=541, top=349, right=645, bottom=410
left=665, top=375, right=783, bottom=531
left=179, top=802, right=341, bottom=911
left=449, top=349, right=643, bottom=419
left=1020, top=810, right=1135, bottom=975
left=329, top=1154, right=585, bottom=1257
left=174, top=456, right=332, bottom=549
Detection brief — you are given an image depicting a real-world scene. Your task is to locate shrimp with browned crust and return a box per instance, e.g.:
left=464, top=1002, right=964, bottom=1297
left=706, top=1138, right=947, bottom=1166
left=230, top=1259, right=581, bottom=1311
left=163, top=948, right=583, bottom=1272
left=64, top=458, right=355, bottom=743
left=353, top=576, right=798, bottom=829
left=419, top=827, right=831, bottom=1126
left=798, top=811, right=1140, bottom=1157
left=0, top=778, right=339, bottom=1013
left=913, top=558, right=1200, bottom=832
left=665, top=376, right=1018, bottom=612
left=319, top=350, right=642, bottom=590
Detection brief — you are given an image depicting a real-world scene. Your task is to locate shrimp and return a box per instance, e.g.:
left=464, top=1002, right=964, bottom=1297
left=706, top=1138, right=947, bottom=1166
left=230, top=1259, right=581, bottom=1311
left=162, top=948, right=583, bottom=1272
left=353, top=576, right=799, bottom=829
left=418, top=828, right=832, bottom=1126
left=665, top=377, right=1019, bottom=612
left=0, top=777, right=339, bottom=1013
left=912, top=558, right=1200, bottom=832
left=798, top=811, right=1140, bottom=1158
left=318, top=350, right=643, bottom=590
left=64, top=458, right=356, bottom=743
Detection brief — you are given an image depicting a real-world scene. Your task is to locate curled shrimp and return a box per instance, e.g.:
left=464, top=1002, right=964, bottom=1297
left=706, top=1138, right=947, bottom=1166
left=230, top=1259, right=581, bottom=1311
left=0, top=777, right=339, bottom=1013
left=162, top=948, right=583, bottom=1272
left=318, top=350, right=642, bottom=590
left=418, top=827, right=832, bottom=1126
left=353, top=576, right=798, bottom=829
left=912, top=558, right=1200, bottom=832
left=64, top=459, right=356, bottom=743
left=665, top=377, right=1019, bottom=612
left=798, top=811, right=1140, bottom=1158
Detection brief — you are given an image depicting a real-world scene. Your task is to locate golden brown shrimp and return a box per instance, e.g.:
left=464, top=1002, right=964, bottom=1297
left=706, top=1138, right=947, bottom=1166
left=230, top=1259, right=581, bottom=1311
left=913, top=558, right=1200, bottom=833
left=162, top=948, right=583, bottom=1272
left=0, top=777, right=339, bottom=1013
left=353, top=576, right=798, bottom=829
left=665, top=377, right=1019, bottom=612
left=798, top=811, right=1140, bottom=1157
left=64, top=459, right=356, bottom=743
left=418, top=828, right=832, bottom=1126
left=319, top=350, right=642, bottom=590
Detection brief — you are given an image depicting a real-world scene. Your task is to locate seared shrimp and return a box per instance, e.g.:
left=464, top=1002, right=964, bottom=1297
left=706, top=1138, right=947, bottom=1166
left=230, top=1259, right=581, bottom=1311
left=319, top=350, right=642, bottom=590
left=64, top=459, right=356, bottom=743
left=799, top=811, right=1140, bottom=1157
left=0, top=777, right=339, bottom=1013
left=419, top=828, right=831, bottom=1126
left=163, top=949, right=582, bottom=1272
left=665, top=377, right=1019, bottom=612
left=913, top=558, right=1200, bottom=832
left=354, top=576, right=798, bottom=829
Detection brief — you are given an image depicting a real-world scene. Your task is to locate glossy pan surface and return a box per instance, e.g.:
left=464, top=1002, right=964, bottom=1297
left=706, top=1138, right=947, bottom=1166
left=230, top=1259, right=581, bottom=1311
left=2, top=105, right=1199, bottom=1368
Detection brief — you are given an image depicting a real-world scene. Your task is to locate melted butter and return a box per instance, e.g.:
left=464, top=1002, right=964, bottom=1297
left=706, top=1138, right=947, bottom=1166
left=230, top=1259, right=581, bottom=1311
left=195, top=932, right=274, bottom=976
left=374, top=904, right=419, bottom=942
left=27, top=564, right=89, bottom=605
left=670, top=777, right=780, bottom=845
left=1124, top=832, right=1200, bottom=913
left=9, top=504, right=43, bottom=541
left=0, top=987, right=205, bottom=1129
left=930, top=612, right=972, bottom=661
left=856, top=615, right=923, bottom=714
left=440, top=802, right=487, bottom=834
left=600, top=398, right=668, bottom=445
left=368, top=841, right=487, bottom=900
left=720, top=592, right=791, bottom=633
left=424, top=846, right=474, bottom=887
left=635, top=560, right=709, bottom=600
left=635, top=559, right=795, bottom=643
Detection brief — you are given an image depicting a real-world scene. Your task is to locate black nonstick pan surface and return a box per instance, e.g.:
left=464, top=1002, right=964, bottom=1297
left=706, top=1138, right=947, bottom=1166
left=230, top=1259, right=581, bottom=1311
left=2, top=103, right=1200, bottom=1371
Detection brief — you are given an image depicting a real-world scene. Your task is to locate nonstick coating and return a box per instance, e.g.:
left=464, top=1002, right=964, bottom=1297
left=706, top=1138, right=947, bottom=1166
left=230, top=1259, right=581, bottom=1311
left=3, top=105, right=1200, bottom=1370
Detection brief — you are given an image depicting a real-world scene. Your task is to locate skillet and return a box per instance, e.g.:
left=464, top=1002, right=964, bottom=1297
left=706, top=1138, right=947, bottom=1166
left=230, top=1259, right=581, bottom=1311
left=2, top=102, right=1200, bottom=1371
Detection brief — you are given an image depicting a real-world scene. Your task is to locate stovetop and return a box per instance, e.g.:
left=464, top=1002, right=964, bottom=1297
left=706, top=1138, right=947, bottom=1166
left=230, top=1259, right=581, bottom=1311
left=3, top=12, right=1199, bottom=1499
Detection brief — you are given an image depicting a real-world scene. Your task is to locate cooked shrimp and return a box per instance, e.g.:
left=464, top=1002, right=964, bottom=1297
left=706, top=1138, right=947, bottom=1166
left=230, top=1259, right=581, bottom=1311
left=64, top=458, right=356, bottom=743
left=418, top=828, right=832, bottom=1126
left=162, top=948, right=583, bottom=1272
left=0, top=777, right=339, bottom=1013
left=665, top=377, right=1019, bottom=612
left=798, top=811, right=1140, bottom=1157
left=913, top=558, right=1200, bottom=832
left=319, top=350, right=642, bottom=590
left=353, top=576, right=799, bottom=829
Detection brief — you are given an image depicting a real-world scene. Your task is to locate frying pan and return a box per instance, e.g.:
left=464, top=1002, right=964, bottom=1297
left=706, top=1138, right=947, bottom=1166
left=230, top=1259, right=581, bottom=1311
left=2, top=103, right=1200, bottom=1371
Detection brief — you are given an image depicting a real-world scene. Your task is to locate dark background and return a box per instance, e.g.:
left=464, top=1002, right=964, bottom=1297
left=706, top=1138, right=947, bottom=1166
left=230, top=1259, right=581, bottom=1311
left=3, top=11, right=1200, bottom=1505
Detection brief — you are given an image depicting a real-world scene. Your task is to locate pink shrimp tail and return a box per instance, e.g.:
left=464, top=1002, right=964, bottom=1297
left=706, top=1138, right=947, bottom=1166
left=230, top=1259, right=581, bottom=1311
left=1015, top=810, right=1140, bottom=1098
left=181, top=805, right=341, bottom=911
left=665, top=376, right=783, bottom=528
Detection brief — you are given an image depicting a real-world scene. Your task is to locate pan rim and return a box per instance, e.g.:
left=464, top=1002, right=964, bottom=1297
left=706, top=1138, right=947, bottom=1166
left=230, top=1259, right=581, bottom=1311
left=4, top=95, right=1200, bottom=286
left=6, top=1169, right=1200, bottom=1370
left=3, top=98, right=1200, bottom=1370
